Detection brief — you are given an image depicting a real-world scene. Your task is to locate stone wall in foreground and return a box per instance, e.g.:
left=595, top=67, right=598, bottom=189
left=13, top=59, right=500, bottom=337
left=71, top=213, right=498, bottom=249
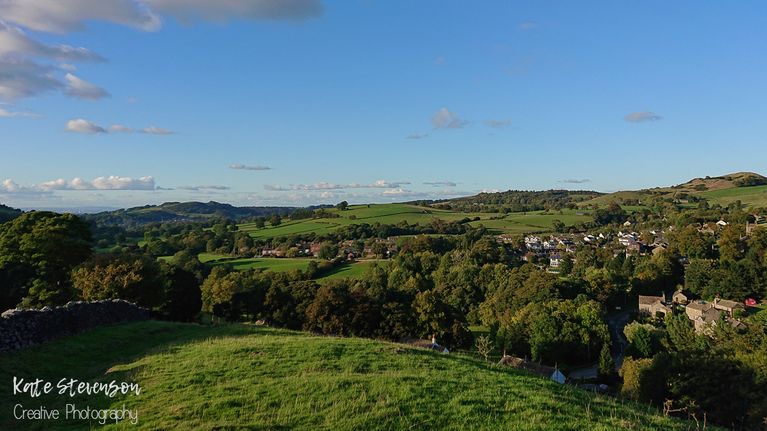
left=0, top=299, right=149, bottom=353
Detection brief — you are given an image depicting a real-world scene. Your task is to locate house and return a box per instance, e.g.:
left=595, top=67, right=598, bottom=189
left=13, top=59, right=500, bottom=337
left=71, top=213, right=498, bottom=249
left=713, top=298, right=745, bottom=317
left=404, top=335, right=449, bottom=354
left=498, top=355, right=566, bottom=384
left=638, top=295, right=671, bottom=316
left=692, top=307, right=723, bottom=333
left=685, top=300, right=714, bottom=321
left=549, top=254, right=563, bottom=268
left=716, top=220, right=729, bottom=227
left=672, top=290, right=689, bottom=305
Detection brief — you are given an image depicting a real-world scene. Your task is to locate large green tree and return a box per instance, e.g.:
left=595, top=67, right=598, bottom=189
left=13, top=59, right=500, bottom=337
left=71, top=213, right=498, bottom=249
left=0, top=211, right=92, bottom=309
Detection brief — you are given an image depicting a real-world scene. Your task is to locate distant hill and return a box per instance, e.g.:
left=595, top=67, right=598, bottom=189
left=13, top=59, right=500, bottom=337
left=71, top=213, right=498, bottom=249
left=583, top=172, right=767, bottom=208
left=0, top=203, right=22, bottom=224
left=416, top=189, right=604, bottom=212
left=83, top=201, right=298, bottom=227
left=0, top=320, right=700, bottom=430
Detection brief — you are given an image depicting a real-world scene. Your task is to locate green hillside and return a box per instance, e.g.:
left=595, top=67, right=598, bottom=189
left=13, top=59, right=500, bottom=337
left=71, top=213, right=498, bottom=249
left=240, top=203, right=591, bottom=239
left=580, top=172, right=767, bottom=208
left=0, top=321, right=697, bottom=430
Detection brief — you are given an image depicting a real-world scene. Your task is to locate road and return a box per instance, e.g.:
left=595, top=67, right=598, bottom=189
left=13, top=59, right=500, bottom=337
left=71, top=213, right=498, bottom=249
left=568, top=309, right=632, bottom=380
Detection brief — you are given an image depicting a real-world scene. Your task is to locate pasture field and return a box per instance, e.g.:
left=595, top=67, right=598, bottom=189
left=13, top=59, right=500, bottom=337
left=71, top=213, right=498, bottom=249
left=697, top=184, right=767, bottom=207
left=0, top=321, right=700, bottom=430
left=239, top=204, right=592, bottom=239
left=319, top=260, right=381, bottom=281
left=209, top=257, right=316, bottom=272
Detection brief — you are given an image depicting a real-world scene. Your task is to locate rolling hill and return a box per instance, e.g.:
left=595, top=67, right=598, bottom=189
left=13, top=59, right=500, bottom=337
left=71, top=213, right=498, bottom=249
left=83, top=201, right=298, bottom=226
left=0, top=320, right=701, bottom=430
left=582, top=172, right=767, bottom=208
left=238, top=203, right=592, bottom=239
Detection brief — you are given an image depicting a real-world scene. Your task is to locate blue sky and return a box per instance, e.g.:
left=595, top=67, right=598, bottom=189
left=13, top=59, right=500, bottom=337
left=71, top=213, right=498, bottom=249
left=1, top=1, right=766, bottom=209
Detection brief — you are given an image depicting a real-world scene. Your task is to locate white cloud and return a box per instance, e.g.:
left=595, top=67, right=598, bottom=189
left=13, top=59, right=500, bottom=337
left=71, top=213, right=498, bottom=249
left=66, top=118, right=172, bottom=135
left=230, top=163, right=272, bottom=171
left=2, top=176, right=158, bottom=196
left=432, top=107, right=468, bottom=129
left=484, top=119, right=513, bottom=128
left=0, top=0, right=322, bottom=34
left=0, top=1, right=324, bottom=104
left=108, top=124, right=133, bottom=133
left=0, top=58, right=61, bottom=100
left=66, top=118, right=106, bottom=134
left=141, top=126, right=173, bottom=135
left=0, top=0, right=161, bottom=33
left=624, top=111, right=662, bottom=123
left=39, top=176, right=157, bottom=190
left=559, top=179, right=591, bottom=184
left=64, top=73, right=109, bottom=100
left=145, top=0, right=323, bottom=23
left=518, top=21, right=538, bottom=31
left=0, top=22, right=104, bottom=61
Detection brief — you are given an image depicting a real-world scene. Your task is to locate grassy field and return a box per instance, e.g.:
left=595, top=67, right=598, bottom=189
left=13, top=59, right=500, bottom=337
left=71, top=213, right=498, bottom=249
left=0, top=321, right=700, bottom=430
left=697, top=184, right=767, bottom=207
left=209, top=257, right=317, bottom=272
left=239, top=204, right=592, bottom=239
left=319, top=260, right=381, bottom=281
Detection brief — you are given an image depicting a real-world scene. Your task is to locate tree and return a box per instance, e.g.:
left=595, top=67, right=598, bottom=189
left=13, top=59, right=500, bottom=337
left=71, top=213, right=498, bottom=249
left=336, top=201, right=349, bottom=211
left=72, top=253, right=164, bottom=309
left=598, top=343, right=615, bottom=379
left=620, top=356, right=667, bottom=404
left=717, top=225, right=743, bottom=262
left=159, top=263, right=202, bottom=322
left=318, top=242, right=339, bottom=260
left=269, top=214, right=282, bottom=226
left=475, top=335, right=492, bottom=362
left=0, top=212, right=92, bottom=308
left=593, top=202, right=627, bottom=225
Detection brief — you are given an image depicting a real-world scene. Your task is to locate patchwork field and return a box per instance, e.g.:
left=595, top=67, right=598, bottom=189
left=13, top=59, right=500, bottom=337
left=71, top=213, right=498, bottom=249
left=0, top=321, right=698, bottom=430
left=239, top=204, right=592, bottom=239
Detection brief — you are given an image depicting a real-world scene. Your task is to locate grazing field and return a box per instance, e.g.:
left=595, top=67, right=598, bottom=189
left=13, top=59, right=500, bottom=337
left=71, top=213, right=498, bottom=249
left=319, top=260, right=381, bottom=281
left=697, top=184, right=767, bottom=207
left=209, top=257, right=316, bottom=272
left=0, top=321, right=700, bottom=430
left=239, top=204, right=592, bottom=239
left=470, top=210, right=591, bottom=234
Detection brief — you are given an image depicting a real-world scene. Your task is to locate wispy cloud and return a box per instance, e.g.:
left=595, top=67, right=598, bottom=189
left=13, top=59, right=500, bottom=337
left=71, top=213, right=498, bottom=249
left=484, top=119, right=512, bottom=129
left=406, top=133, right=429, bottom=140
left=265, top=179, right=410, bottom=192
left=559, top=179, right=591, bottom=184
left=0, top=0, right=323, bottom=104
left=0, top=105, right=38, bottom=118
left=66, top=118, right=173, bottom=135
left=230, top=163, right=271, bottom=171
left=64, top=73, right=109, bottom=100
left=518, top=21, right=538, bottom=31
left=177, top=185, right=230, bottom=191
left=432, top=107, right=468, bottom=129
left=624, top=111, right=662, bottom=123
left=141, top=126, right=173, bottom=135
left=423, top=181, right=457, bottom=187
